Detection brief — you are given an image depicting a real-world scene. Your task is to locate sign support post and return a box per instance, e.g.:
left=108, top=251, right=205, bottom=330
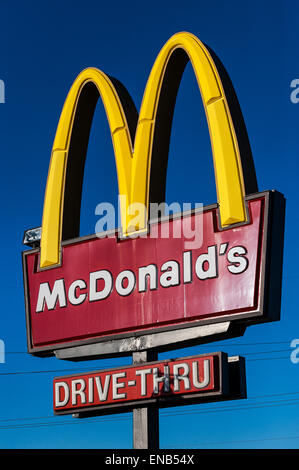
left=132, top=350, right=159, bottom=449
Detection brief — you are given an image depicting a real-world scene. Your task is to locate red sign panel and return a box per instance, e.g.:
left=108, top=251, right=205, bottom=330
left=23, top=191, right=284, bottom=355
left=53, top=353, right=226, bottom=415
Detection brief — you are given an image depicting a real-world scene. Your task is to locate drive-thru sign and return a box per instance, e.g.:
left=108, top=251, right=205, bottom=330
left=54, top=353, right=225, bottom=415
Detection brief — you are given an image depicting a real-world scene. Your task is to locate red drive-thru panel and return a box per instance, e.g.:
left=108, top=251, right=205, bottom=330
left=23, top=191, right=284, bottom=355
left=53, top=353, right=226, bottom=415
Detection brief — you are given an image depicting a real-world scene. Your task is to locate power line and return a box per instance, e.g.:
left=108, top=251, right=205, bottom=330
left=0, top=394, right=298, bottom=430
left=168, top=434, right=299, bottom=448
left=4, top=340, right=293, bottom=354
left=161, top=398, right=299, bottom=418
left=0, top=364, right=128, bottom=376
left=237, top=349, right=290, bottom=356
left=247, top=356, right=290, bottom=362
left=0, top=390, right=298, bottom=424
left=0, top=349, right=294, bottom=376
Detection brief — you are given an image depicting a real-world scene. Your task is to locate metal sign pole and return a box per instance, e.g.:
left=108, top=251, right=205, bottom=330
left=132, top=350, right=159, bottom=449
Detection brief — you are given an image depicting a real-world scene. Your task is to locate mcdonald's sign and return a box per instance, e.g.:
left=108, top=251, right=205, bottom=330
left=22, top=32, right=285, bottom=356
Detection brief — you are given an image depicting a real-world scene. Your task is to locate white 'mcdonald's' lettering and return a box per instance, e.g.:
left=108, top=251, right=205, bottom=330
left=36, top=244, right=248, bottom=313
left=36, top=279, right=67, bottom=313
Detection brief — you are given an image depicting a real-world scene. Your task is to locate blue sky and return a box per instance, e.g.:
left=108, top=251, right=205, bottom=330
left=0, top=0, right=298, bottom=449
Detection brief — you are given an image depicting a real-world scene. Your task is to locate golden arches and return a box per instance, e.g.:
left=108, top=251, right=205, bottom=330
left=40, top=32, right=249, bottom=268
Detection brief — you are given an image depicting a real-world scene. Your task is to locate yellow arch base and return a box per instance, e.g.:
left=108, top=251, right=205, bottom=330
left=40, top=32, right=246, bottom=269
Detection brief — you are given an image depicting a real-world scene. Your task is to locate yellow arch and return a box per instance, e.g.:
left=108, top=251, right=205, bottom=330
left=133, top=32, right=246, bottom=227
left=40, top=68, right=134, bottom=268
left=40, top=32, right=247, bottom=269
